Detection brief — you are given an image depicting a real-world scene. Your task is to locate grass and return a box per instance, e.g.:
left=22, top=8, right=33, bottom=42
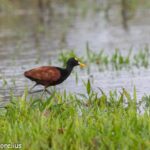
left=0, top=81, right=150, bottom=150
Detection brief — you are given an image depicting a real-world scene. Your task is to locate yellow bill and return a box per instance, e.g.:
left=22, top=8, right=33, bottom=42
left=78, top=62, right=86, bottom=68
left=75, top=57, right=86, bottom=68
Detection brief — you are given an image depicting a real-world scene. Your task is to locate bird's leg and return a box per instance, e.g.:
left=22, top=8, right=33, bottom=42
left=29, top=83, right=38, bottom=93
left=29, top=89, right=44, bottom=94
left=40, top=86, right=51, bottom=99
left=29, top=83, right=45, bottom=94
left=43, top=85, right=51, bottom=95
left=40, top=87, right=51, bottom=99
left=45, top=89, right=51, bottom=95
left=40, top=89, right=46, bottom=99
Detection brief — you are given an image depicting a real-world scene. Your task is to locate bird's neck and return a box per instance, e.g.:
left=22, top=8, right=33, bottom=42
left=66, top=65, right=73, bottom=74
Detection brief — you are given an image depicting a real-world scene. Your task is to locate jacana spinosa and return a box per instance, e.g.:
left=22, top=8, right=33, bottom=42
left=24, top=57, right=86, bottom=94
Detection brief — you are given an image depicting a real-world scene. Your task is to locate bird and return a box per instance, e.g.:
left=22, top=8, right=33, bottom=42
left=24, top=57, right=86, bottom=95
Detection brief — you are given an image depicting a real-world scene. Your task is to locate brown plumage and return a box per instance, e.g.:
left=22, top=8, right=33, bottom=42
left=24, top=66, right=61, bottom=87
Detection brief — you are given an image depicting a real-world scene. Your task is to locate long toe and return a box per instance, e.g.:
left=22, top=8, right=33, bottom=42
left=29, top=89, right=44, bottom=94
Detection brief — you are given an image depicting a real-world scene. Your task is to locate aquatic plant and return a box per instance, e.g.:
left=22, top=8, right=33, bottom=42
left=58, top=45, right=150, bottom=71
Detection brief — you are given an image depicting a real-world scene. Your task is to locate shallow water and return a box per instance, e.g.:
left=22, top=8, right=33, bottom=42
left=0, top=5, right=150, bottom=103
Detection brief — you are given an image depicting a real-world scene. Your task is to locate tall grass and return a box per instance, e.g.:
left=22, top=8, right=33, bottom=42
left=0, top=82, right=150, bottom=149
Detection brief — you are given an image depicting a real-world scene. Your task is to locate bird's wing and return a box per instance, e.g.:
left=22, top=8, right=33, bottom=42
left=24, top=66, right=61, bottom=81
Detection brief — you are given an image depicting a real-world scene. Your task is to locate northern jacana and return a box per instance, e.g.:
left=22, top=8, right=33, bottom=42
left=24, top=57, right=86, bottom=95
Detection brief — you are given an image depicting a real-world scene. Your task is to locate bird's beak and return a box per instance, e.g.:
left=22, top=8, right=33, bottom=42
left=78, top=62, right=86, bottom=68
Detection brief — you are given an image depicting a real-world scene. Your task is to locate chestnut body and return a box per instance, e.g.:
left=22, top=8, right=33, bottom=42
left=24, top=58, right=85, bottom=90
left=25, top=66, right=64, bottom=87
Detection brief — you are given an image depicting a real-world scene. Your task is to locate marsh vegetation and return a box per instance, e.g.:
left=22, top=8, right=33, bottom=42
left=0, top=0, right=150, bottom=149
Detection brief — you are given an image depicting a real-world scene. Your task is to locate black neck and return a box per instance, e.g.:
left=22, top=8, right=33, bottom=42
left=66, top=65, right=74, bottom=74
left=55, top=64, right=75, bottom=84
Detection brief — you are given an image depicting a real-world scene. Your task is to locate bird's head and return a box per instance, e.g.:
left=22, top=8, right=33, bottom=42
left=67, top=57, right=86, bottom=68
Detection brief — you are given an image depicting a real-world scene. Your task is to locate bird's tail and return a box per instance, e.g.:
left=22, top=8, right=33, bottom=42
left=24, top=71, right=30, bottom=77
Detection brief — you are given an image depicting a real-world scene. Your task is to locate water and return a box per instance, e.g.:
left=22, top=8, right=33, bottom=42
left=0, top=4, right=150, bottom=103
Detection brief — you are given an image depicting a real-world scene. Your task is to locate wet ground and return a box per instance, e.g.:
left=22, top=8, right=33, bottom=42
left=0, top=5, right=150, bottom=103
